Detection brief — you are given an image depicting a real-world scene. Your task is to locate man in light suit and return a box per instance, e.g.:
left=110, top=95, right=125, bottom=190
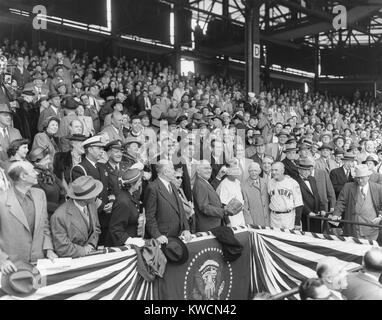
left=242, top=162, right=269, bottom=226
left=101, top=111, right=125, bottom=143
left=342, top=248, right=382, bottom=300
left=234, top=143, right=254, bottom=186
left=144, top=160, right=192, bottom=244
left=315, top=143, right=338, bottom=173
left=50, top=176, right=101, bottom=258
left=265, top=129, right=289, bottom=162
left=0, top=103, right=22, bottom=162
left=0, top=161, right=57, bottom=275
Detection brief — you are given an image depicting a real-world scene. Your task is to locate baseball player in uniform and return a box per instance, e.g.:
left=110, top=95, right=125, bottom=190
left=268, top=162, right=303, bottom=229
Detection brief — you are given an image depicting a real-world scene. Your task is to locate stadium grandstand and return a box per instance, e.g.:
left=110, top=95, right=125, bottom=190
left=0, top=0, right=382, bottom=302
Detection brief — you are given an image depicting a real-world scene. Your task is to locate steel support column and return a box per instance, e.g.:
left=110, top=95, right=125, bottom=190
left=314, top=34, right=320, bottom=92
left=245, top=0, right=261, bottom=94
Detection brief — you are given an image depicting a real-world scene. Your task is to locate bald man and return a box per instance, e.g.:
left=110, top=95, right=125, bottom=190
left=242, top=162, right=270, bottom=226
left=342, top=248, right=382, bottom=300
left=268, top=162, right=303, bottom=230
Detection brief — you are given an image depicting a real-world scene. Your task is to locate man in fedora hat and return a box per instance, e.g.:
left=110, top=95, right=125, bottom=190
left=363, top=154, right=382, bottom=185
left=330, top=151, right=356, bottom=198
left=0, top=161, right=57, bottom=275
left=332, top=164, right=382, bottom=241
left=71, top=135, right=112, bottom=245
left=0, top=103, right=22, bottom=162
left=315, top=143, right=338, bottom=173
left=265, top=129, right=289, bottom=162
left=294, top=158, right=326, bottom=232
left=50, top=176, right=102, bottom=258
left=251, top=136, right=266, bottom=166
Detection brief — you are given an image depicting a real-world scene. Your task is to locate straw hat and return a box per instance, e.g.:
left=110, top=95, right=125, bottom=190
left=67, top=176, right=103, bottom=200
left=353, top=164, right=373, bottom=178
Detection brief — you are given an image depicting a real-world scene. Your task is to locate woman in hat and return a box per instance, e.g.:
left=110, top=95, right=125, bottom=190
left=31, top=116, right=61, bottom=161
left=53, top=134, right=87, bottom=191
left=75, top=104, right=94, bottom=137
left=29, top=147, right=65, bottom=217
left=105, top=168, right=145, bottom=247
left=5, top=138, right=29, bottom=164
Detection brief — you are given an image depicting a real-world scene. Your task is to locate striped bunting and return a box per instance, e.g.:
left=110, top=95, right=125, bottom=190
left=248, top=226, right=378, bottom=299
left=0, top=225, right=378, bottom=300
left=0, top=249, right=154, bottom=300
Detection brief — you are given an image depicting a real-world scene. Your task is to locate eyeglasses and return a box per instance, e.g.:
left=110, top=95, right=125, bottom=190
left=175, top=176, right=182, bottom=180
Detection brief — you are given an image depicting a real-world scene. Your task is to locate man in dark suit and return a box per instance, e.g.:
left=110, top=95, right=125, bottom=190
left=252, top=136, right=266, bottom=167
left=71, top=135, right=112, bottom=245
left=342, top=248, right=382, bottom=300
left=330, top=151, right=355, bottom=198
left=282, top=145, right=299, bottom=179
left=0, top=103, right=22, bottom=162
left=136, top=89, right=153, bottom=114
left=295, top=158, right=326, bottom=232
left=312, top=163, right=336, bottom=213
left=208, top=139, right=228, bottom=189
left=104, top=140, right=125, bottom=198
left=193, top=160, right=232, bottom=232
left=144, top=160, right=192, bottom=244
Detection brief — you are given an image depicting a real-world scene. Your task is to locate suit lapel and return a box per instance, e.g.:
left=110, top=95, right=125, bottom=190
left=68, top=201, right=89, bottom=239
left=6, top=189, right=30, bottom=232
left=158, top=179, right=179, bottom=213
left=30, top=188, right=42, bottom=235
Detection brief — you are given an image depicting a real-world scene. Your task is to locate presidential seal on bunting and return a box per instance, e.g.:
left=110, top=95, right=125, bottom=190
left=183, top=247, right=233, bottom=300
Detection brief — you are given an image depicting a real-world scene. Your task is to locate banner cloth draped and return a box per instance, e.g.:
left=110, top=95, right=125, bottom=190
left=0, top=226, right=377, bottom=300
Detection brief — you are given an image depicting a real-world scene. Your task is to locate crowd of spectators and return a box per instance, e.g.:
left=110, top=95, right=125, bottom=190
left=0, top=37, right=382, bottom=299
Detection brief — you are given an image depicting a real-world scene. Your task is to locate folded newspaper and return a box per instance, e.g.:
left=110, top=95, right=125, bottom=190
left=225, top=198, right=243, bottom=216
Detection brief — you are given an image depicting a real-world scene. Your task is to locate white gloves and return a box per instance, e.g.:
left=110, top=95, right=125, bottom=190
left=125, top=237, right=145, bottom=247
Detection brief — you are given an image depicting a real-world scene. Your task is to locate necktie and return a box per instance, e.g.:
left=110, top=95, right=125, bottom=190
left=168, top=183, right=173, bottom=195
left=83, top=206, right=90, bottom=228
left=2, top=127, right=8, bottom=140
left=361, top=187, right=366, bottom=199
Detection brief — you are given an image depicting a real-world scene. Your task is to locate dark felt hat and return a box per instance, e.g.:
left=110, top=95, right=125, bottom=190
left=177, top=115, right=188, bottom=124
left=210, top=226, right=243, bottom=262
left=161, top=237, right=189, bottom=265
left=318, top=143, right=334, bottom=151
left=105, top=139, right=123, bottom=151
left=67, top=134, right=87, bottom=142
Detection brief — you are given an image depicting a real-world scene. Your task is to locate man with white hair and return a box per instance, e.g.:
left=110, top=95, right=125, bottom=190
left=268, top=162, right=303, bottom=229
left=144, top=159, right=192, bottom=244
left=242, top=162, right=270, bottom=226
left=316, top=256, right=349, bottom=300
left=193, top=160, right=236, bottom=232
left=0, top=161, right=57, bottom=274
